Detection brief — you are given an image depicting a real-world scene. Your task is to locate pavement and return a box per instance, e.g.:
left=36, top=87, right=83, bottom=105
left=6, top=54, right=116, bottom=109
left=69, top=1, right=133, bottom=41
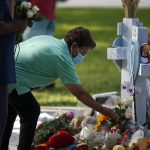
left=57, top=0, right=150, bottom=8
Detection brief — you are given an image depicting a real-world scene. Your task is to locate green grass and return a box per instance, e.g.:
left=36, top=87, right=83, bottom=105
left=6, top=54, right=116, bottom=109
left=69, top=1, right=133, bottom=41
left=33, top=8, right=150, bottom=106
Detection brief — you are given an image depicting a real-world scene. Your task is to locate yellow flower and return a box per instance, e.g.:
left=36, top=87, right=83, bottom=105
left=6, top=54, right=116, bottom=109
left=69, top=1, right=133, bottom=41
left=94, top=114, right=110, bottom=132
left=97, top=114, right=110, bottom=123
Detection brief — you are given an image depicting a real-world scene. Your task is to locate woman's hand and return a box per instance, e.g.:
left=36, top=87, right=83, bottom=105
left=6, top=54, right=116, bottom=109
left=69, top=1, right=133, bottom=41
left=101, top=106, right=119, bottom=120
left=13, top=19, right=28, bottom=32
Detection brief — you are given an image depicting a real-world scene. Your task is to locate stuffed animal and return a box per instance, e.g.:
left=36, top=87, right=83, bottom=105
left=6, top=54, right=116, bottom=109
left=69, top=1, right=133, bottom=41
left=101, top=132, right=121, bottom=150
left=69, top=115, right=85, bottom=133
left=126, top=143, right=139, bottom=150
left=112, top=145, right=126, bottom=150
left=81, top=116, right=96, bottom=127
left=128, top=129, right=144, bottom=147
left=48, top=130, right=75, bottom=149
left=93, top=130, right=106, bottom=144
left=138, top=137, right=150, bottom=150
left=80, top=124, right=95, bottom=140
left=79, top=116, right=97, bottom=141
left=140, top=43, right=150, bottom=64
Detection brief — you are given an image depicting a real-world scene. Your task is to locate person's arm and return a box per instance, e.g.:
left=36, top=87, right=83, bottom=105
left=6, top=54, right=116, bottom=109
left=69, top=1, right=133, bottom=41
left=65, top=84, right=119, bottom=120
left=7, top=0, right=15, bottom=18
left=0, top=20, right=27, bottom=35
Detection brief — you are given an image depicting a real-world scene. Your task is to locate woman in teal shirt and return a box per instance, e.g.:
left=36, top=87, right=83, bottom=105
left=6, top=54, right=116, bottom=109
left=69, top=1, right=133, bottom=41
left=1, top=26, right=118, bottom=150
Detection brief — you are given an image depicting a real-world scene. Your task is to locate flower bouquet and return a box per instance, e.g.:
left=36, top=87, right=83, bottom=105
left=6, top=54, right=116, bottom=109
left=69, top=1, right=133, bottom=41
left=14, top=1, right=42, bottom=24
left=14, top=1, right=43, bottom=42
left=90, top=98, right=134, bottom=149
left=33, top=112, right=74, bottom=146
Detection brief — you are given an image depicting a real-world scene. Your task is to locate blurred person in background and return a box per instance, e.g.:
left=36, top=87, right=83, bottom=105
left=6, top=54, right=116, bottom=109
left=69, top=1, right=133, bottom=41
left=23, top=0, right=56, bottom=39
left=0, top=0, right=27, bottom=148
left=23, top=0, right=57, bottom=91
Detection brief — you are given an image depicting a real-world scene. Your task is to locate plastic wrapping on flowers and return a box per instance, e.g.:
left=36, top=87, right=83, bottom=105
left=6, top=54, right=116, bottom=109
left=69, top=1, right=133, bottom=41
left=33, top=113, right=73, bottom=146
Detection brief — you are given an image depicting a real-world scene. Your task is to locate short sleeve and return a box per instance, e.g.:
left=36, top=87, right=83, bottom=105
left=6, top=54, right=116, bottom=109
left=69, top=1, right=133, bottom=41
left=56, top=59, right=81, bottom=84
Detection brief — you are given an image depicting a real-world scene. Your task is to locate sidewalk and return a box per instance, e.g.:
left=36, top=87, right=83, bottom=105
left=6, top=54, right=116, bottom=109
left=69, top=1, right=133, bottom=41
left=57, top=0, right=150, bottom=8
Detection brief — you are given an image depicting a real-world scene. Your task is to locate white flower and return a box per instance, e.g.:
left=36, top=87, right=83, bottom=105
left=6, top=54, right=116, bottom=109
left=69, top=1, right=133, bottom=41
left=80, top=125, right=95, bottom=140
left=26, top=2, right=32, bottom=9
left=21, top=1, right=32, bottom=9
left=21, top=2, right=27, bottom=8
left=129, top=129, right=144, bottom=147
left=122, top=97, right=133, bottom=107
left=32, top=6, right=39, bottom=13
left=27, top=10, right=34, bottom=18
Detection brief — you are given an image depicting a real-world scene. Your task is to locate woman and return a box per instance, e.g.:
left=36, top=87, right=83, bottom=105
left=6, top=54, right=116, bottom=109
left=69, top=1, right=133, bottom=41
left=1, top=26, right=118, bottom=150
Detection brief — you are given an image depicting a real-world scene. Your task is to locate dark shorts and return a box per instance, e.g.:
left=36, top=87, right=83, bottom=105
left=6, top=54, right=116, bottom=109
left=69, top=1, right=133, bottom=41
left=0, top=33, right=16, bottom=84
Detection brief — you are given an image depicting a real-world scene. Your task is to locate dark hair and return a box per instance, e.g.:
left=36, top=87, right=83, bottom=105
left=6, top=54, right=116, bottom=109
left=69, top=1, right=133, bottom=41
left=64, top=26, right=96, bottom=49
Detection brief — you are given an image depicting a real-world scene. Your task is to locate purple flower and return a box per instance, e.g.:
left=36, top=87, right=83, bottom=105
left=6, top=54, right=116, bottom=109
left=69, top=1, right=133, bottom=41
left=66, top=111, right=74, bottom=119
left=122, top=81, right=131, bottom=90
left=126, top=84, right=134, bottom=96
left=122, top=81, right=141, bottom=96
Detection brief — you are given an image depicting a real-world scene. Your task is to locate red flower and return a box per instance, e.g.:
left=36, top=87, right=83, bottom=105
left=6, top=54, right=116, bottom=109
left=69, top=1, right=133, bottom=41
left=78, top=143, right=88, bottom=150
left=119, top=131, right=128, bottom=144
left=48, top=130, right=75, bottom=149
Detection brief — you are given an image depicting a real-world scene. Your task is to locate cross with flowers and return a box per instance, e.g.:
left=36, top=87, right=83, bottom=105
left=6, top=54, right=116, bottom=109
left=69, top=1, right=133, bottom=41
left=107, top=0, right=149, bottom=125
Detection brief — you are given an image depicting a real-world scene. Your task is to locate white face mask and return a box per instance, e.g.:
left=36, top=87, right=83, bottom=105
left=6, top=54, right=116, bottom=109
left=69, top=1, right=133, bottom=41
left=71, top=48, right=85, bottom=64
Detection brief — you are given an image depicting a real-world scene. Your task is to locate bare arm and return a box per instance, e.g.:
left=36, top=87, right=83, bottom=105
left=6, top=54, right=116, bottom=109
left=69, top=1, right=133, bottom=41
left=0, top=21, right=16, bottom=34
left=0, top=0, right=27, bottom=35
left=0, top=20, right=27, bottom=35
left=65, top=84, right=119, bottom=120
left=7, top=0, right=15, bottom=18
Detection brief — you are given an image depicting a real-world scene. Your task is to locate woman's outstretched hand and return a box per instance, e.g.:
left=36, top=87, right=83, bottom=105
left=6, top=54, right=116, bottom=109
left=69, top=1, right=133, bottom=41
left=102, top=106, right=119, bottom=120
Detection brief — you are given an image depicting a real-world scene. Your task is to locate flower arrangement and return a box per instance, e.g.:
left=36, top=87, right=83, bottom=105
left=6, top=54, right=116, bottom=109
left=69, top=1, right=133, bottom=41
left=14, top=1, right=43, bottom=42
left=33, top=112, right=74, bottom=146
left=33, top=130, right=76, bottom=150
left=94, top=97, right=133, bottom=133
left=14, top=1, right=42, bottom=23
left=94, top=114, right=110, bottom=133
left=32, top=105, right=150, bottom=150
left=31, top=85, right=148, bottom=150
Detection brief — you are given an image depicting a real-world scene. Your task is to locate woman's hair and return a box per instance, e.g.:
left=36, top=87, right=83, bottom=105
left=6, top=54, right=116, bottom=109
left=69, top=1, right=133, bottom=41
left=64, top=26, right=96, bottom=49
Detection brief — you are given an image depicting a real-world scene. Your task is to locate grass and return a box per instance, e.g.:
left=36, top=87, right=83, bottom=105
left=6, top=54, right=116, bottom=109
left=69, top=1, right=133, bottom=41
left=33, top=8, right=150, bottom=106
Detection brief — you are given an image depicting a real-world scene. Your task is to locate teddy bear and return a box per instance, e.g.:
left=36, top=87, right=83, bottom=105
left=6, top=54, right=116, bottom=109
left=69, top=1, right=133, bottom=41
left=112, top=145, right=126, bottom=150
left=140, top=43, right=150, bottom=64
left=128, top=129, right=144, bottom=147
left=69, top=115, right=86, bottom=134
left=101, top=132, right=121, bottom=150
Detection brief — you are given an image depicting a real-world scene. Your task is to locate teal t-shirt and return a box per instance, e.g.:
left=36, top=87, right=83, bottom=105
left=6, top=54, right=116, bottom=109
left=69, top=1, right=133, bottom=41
left=9, top=35, right=80, bottom=95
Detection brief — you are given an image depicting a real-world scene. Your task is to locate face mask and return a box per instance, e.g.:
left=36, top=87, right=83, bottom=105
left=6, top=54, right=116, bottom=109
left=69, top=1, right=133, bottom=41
left=72, top=48, right=85, bottom=64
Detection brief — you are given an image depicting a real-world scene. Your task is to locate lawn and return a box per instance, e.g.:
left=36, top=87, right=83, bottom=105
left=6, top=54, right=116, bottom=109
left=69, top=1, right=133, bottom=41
left=33, top=8, right=150, bottom=106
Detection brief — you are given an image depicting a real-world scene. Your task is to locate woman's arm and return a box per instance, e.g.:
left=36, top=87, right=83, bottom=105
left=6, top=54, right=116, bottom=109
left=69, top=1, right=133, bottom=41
left=7, top=0, right=15, bottom=18
left=0, top=20, right=27, bottom=35
left=65, top=84, right=119, bottom=119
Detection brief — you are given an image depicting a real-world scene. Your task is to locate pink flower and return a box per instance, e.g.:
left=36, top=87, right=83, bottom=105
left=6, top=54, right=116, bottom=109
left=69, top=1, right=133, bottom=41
left=66, top=111, right=74, bottom=119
